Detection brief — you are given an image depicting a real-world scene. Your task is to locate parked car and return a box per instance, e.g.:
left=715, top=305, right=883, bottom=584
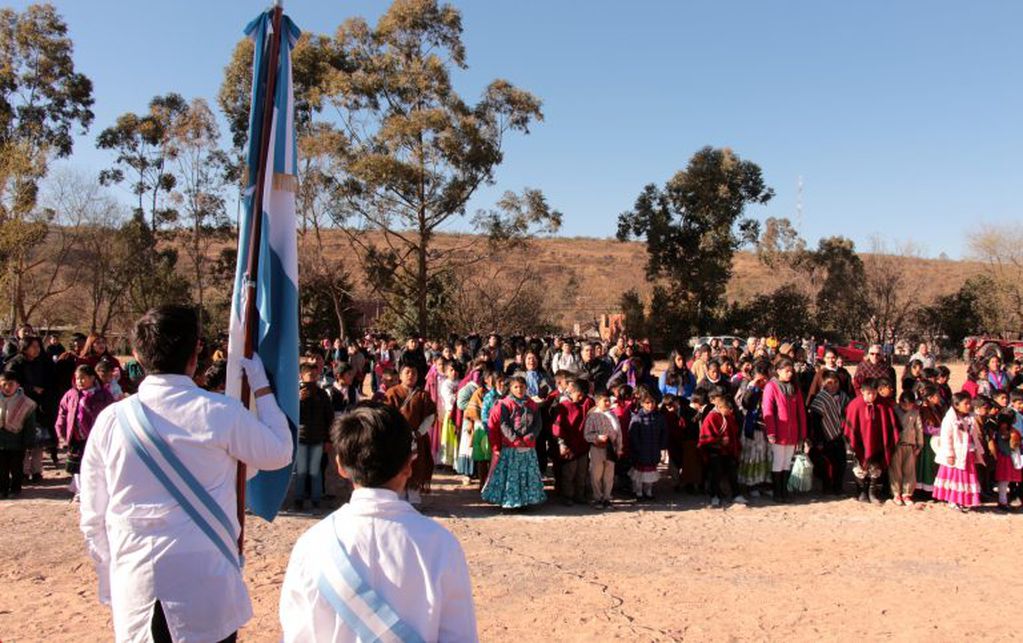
left=962, top=336, right=1023, bottom=363
left=817, top=341, right=867, bottom=364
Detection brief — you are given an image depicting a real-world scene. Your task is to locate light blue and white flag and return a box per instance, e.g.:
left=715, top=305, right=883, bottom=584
left=226, top=8, right=301, bottom=522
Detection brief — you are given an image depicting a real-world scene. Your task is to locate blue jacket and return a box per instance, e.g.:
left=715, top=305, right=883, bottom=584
left=629, top=409, right=667, bottom=467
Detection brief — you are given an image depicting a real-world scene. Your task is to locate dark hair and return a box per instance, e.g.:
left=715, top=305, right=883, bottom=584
left=0, top=369, right=17, bottom=382
left=920, top=383, right=939, bottom=399
left=75, top=363, right=97, bottom=380
left=334, top=362, right=354, bottom=379
left=753, top=361, right=772, bottom=377
left=615, top=383, right=633, bottom=400
left=922, top=367, right=939, bottom=380
left=937, top=365, right=951, bottom=378
left=690, top=389, right=708, bottom=406
left=951, top=391, right=971, bottom=408
left=95, top=358, right=115, bottom=374
left=595, top=390, right=612, bottom=402
left=776, top=357, right=794, bottom=371
left=132, top=305, right=199, bottom=375
left=1010, top=390, right=1023, bottom=404
left=860, top=379, right=878, bottom=394
left=567, top=379, right=587, bottom=396
left=821, top=370, right=839, bottom=382
left=971, top=396, right=990, bottom=412
left=634, top=384, right=656, bottom=405
left=708, top=385, right=730, bottom=402
left=331, top=403, right=413, bottom=487
left=898, top=391, right=916, bottom=405
left=299, top=361, right=319, bottom=376
left=18, top=336, right=41, bottom=355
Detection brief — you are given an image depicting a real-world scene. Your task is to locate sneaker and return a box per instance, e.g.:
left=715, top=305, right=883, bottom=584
left=407, top=489, right=422, bottom=506
left=749, top=489, right=761, bottom=499
left=947, top=502, right=960, bottom=512
left=710, top=496, right=721, bottom=508
left=893, top=495, right=904, bottom=506
left=31, top=473, right=43, bottom=483
left=292, top=499, right=305, bottom=512
left=733, top=495, right=748, bottom=505
left=997, top=503, right=1011, bottom=513
left=590, top=500, right=603, bottom=509
left=602, top=499, right=612, bottom=509
left=903, top=498, right=915, bottom=507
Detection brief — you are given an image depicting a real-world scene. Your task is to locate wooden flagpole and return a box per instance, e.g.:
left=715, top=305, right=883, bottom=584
left=236, top=2, right=284, bottom=556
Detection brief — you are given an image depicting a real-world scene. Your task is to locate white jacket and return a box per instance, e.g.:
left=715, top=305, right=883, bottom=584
left=79, top=374, right=292, bottom=642
left=935, top=408, right=984, bottom=471
left=280, top=487, right=478, bottom=642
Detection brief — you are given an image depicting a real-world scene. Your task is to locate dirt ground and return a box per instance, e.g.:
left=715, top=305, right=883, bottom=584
left=6, top=362, right=1022, bottom=642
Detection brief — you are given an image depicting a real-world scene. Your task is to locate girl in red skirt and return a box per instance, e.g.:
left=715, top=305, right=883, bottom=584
left=990, top=410, right=1022, bottom=512
left=933, top=392, right=985, bottom=512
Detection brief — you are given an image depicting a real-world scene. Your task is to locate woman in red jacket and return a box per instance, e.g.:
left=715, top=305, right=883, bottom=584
left=762, top=358, right=807, bottom=502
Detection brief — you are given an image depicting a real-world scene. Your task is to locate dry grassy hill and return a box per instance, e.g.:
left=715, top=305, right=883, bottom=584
left=307, top=230, right=984, bottom=331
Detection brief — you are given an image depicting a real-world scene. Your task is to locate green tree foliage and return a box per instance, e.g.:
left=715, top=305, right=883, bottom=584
left=619, top=288, right=647, bottom=340
left=618, top=147, right=772, bottom=337
left=0, top=3, right=93, bottom=327
left=165, top=98, right=232, bottom=317
left=916, top=280, right=984, bottom=350
left=726, top=284, right=817, bottom=339
left=323, top=0, right=554, bottom=336
left=807, top=236, right=868, bottom=339
left=96, top=93, right=186, bottom=233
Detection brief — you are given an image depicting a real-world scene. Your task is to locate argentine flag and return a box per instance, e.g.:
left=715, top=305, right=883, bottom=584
left=225, top=8, right=301, bottom=522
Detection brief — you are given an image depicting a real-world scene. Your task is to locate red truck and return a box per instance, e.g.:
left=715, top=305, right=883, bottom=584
left=816, top=341, right=867, bottom=364
left=962, top=336, right=1023, bottom=363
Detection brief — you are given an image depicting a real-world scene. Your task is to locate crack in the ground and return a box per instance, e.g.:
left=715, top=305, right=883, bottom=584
left=453, top=517, right=678, bottom=641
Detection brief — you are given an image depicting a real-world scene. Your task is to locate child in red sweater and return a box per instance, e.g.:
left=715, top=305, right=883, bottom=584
left=699, top=386, right=744, bottom=507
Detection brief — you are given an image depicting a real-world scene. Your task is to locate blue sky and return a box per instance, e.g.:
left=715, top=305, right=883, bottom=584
left=17, top=0, right=1022, bottom=258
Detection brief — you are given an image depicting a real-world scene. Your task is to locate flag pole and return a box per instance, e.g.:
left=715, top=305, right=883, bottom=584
left=237, top=2, right=285, bottom=556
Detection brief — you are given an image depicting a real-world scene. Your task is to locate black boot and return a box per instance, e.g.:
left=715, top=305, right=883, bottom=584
left=868, top=480, right=883, bottom=505
left=856, top=481, right=869, bottom=503
left=773, top=473, right=787, bottom=503
left=781, top=471, right=791, bottom=501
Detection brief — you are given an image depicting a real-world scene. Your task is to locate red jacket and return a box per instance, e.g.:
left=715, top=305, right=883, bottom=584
left=553, top=397, right=595, bottom=458
left=843, top=396, right=899, bottom=466
left=612, top=401, right=634, bottom=458
left=763, top=380, right=807, bottom=445
left=698, top=410, right=741, bottom=458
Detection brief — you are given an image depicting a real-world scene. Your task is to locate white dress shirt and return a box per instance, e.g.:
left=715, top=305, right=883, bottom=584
left=80, top=374, right=292, bottom=643
left=280, top=487, right=478, bottom=642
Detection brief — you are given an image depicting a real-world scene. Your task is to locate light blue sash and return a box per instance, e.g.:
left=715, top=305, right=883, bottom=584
left=115, top=396, right=240, bottom=569
left=313, top=516, right=424, bottom=643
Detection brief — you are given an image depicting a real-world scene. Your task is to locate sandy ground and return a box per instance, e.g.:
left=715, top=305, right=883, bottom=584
left=4, top=465, right=1023, bottom=642
left=6, top=362, right=1021, bottom=642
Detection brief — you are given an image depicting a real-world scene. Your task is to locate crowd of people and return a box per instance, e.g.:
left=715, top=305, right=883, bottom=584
left=292, top=333, right=1023, bottom=514
left=0, top=325, right=136, bottom=499
left=4, top=324, right=1023, bottom=516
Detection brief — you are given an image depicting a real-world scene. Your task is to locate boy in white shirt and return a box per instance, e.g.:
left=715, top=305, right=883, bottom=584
left=280, top=403, right=478, bottom=642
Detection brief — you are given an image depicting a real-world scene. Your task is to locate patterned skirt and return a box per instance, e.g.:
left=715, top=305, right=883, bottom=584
left=738, top=429, right=772, bottom=485
left=481, top=447, right=547, bottom=509
left=932, top=452, right=980, bottom=507
left=454, top=420, right=475, bottom=476
left=916, top=436, right=939, bottom=492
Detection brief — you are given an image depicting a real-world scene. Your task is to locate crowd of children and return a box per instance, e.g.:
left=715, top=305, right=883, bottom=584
left=5, top=323, right=1023, bottom=517
left=290, top=334, right=1023, bottom=515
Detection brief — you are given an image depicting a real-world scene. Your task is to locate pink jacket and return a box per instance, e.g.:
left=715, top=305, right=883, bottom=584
left=55, top=386, right=114, bottom=444
left=762, top=379, right=807, bottom=445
